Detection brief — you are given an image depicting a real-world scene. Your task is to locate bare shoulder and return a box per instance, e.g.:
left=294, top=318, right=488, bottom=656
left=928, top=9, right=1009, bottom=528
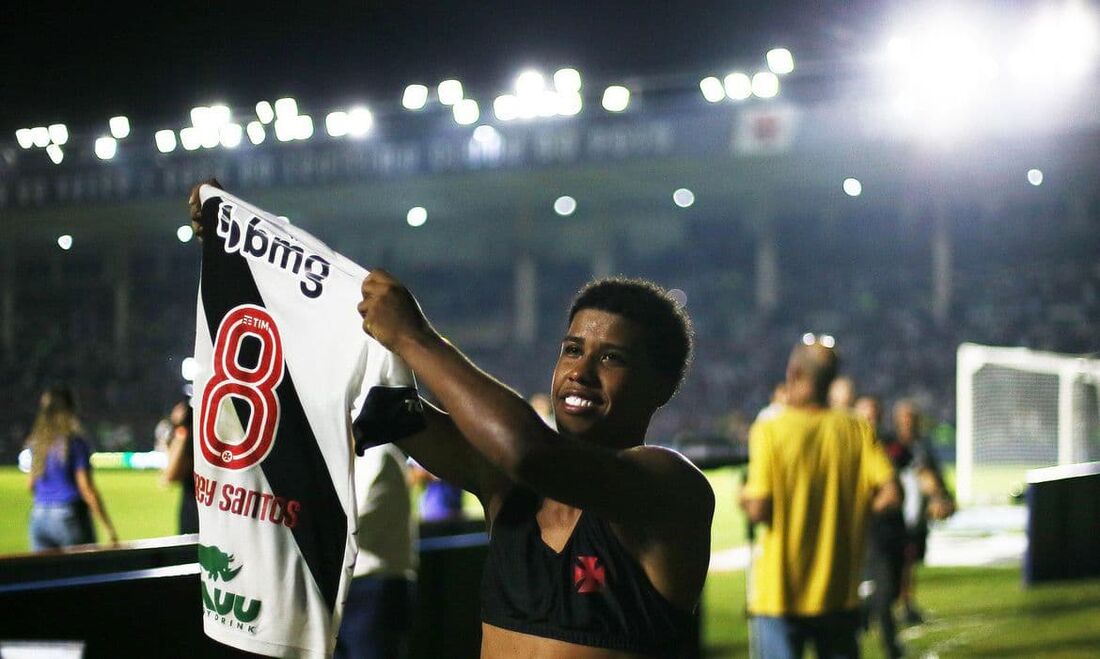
left=622, top=445, right=715, bottom=513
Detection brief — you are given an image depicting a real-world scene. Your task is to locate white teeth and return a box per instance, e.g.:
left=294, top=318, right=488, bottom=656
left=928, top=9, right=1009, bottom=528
left=565, top=395, right=594, bottom=408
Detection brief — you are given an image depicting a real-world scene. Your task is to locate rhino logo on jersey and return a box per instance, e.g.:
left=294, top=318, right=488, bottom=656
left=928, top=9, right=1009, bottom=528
left=198, top=544, right=243, bottom=582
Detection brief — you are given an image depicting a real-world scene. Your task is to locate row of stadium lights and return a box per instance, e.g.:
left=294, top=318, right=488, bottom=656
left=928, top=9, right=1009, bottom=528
left=14, top=50, right=793, bottom=163
left=49, top=169, right=1047, bottom=251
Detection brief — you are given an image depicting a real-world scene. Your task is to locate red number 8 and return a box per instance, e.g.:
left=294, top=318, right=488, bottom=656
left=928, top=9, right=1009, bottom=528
left=200, top=305, right=284, bottom=470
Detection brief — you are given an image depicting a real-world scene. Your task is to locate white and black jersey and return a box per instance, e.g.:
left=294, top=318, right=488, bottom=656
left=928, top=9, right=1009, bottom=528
left=191, top=186, right=424, bottom=658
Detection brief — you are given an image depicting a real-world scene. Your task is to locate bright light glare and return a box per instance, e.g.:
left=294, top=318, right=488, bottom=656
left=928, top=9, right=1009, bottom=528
left=190, top=106, right=210, bottom=127
left=403, top=84, right=429, bottom=110
left=516, top=70, right=546, bottom=97
left=155, top=130, right=177, bottom=153
left=601, top=86, right=630, bottom=112
left=15, top=129, right=33, bottom=149
left=406, top=207, right=428, bottom=227
left=274, top=118, right=296, bottom=142
left=109, top=116, right=131, bottom=139
left=46, top=144, right=63, bottom=164
left=274, top=97, right=299, bottom=119
left=181, top=357, right=198, bottom=381
left=209, top=105, right=231, bottom=126
left=177, top=225, right=194, bottom=243
left=246, top=121, right=266, bottom=145
left=453, top=99, right=480, bottom=125
left=57, top=235, right=73, bottom=250
left=820, top=335, right=836, bottom=348
left=1027, top=168, right=1044, bottom=186
left=494, top=95, right=519, bottom=121
left=94, top=136, right=118, bottom=160
left=326, top=111, right=349, bottom=137
left=31, top=126, right=50, bottom=148
left=557, top=92, right=583, bottom=116
left=1014, top=4, right=1099, bottom=81
left=347, top=107, right=372, bottom=137
left=843, top=178, right=863, bottom=197
left=699, top=77, right=725, bottom=102
left=295, top=115, right=314, bottom=140
left=219, top=123, right=243, bottom=148
left=256, top=101, right=275, bottom=124
left=673, top=188, right=695, bottom=208
left=48, top=124, right=68, bottom=145
left=802, top=333, right=815, bottom=345
left=723, top=72, right=752, bottom=100
left=751, top=71, right=780, bottom=98
left=554, top=68, right=582, bottom=93
left=553, top=195, right=577, bottom=216
left=767, top=48, right=795, bottom=75
left=472, top=125, right=500, bottom=144
left=179, top=127, right=200, bottom=151
left=438, top=79, right=463, bottom=105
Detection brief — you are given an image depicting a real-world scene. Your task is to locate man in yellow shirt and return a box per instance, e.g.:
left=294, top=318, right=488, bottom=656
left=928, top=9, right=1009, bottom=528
left=741, top=340, right=899, bottom=658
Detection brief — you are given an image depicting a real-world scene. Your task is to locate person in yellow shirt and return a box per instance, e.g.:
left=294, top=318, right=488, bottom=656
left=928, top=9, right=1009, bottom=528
left=741, top=339, right=899, bottom=658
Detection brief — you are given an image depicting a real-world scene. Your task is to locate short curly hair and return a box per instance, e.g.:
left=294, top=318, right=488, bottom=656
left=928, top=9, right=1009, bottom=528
left=568, top=277, right=694, bottom=397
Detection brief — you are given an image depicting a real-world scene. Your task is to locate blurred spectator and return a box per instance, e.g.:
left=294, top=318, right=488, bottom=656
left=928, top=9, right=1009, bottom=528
left=161, top=398, right=198, bottom=534
left=754, top=382, right=788, bottom=423
left=408, top=461, right=465, bottom=525
left=829, top=376, right=856, bottom=411
left=26, top=385, right=118, bottom=550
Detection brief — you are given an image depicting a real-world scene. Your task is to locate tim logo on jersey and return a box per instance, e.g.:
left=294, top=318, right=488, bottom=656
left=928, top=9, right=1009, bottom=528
left=217, top=201, right=331, bottom=299
left=199, top=304, right=284, bottom=471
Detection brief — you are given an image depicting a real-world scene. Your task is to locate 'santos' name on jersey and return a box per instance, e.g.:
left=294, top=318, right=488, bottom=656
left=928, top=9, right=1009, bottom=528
left=217, top=202, right=331, bottom=298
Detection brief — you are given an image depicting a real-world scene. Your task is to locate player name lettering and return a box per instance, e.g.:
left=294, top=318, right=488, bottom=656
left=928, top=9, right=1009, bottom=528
left=193, top=474, right=302, bottom=529
left=217, top=201, right=331, bottom=299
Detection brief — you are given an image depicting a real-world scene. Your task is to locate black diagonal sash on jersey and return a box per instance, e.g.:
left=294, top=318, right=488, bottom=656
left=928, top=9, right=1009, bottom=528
left=200, top=196, right=344, bottom=613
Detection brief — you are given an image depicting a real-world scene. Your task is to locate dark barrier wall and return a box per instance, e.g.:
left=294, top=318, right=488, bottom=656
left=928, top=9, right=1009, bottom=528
left=1025, top=463, right=1100, bottom=585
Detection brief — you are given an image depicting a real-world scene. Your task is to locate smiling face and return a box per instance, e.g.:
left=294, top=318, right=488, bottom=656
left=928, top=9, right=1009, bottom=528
left=550, top=308, right=669, bottom=447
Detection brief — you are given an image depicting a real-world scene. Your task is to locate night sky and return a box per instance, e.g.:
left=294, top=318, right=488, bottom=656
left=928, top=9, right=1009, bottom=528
left=0, top=1, right=890, bottom=133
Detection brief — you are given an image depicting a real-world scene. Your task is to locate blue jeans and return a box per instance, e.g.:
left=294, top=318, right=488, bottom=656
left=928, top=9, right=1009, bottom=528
left=334, top=576, right=415, bottom=659
left=751, top=610, right=861, bottom=659
left=29, top=502, right=95, bottom=551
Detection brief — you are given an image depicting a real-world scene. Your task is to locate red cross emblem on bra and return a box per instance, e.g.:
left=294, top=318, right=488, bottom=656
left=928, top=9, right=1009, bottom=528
left=574, top=555, right=607, bottom=594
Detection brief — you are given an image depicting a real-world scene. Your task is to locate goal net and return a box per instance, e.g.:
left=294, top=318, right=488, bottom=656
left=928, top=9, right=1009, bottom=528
left=957, top=343, right=1100, bottom=505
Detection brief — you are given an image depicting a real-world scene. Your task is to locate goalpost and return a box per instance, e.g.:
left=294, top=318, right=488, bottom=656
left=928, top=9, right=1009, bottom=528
left=956, top=343, right=1100, bottom=505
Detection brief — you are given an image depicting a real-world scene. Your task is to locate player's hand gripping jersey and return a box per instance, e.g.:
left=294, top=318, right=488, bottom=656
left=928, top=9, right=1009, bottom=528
left=192, top=186, right=424, bottom=658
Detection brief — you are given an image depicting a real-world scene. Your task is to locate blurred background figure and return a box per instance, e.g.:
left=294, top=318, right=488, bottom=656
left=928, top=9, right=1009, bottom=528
left=408, top=461, right=465, bottom=528
left=754, top=382, right=788, bottom=422
left=337, top=444, right=418, bottom=659
left=829, top=375, right=856, bottom=412
left=854, top=395, right=882, bottom=432
left=161, top=398, right=197, bottom=535
left=26, top=385, right=118, bottom=550
left=888, top=399, right=955, bottom=625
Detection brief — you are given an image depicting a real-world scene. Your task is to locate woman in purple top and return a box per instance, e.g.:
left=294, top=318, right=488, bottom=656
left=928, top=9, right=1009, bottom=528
left=26, top=386, right=118, bottom=550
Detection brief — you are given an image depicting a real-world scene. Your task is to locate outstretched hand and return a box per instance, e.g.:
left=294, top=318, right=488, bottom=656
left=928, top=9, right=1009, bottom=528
left=357, top=269, right=435, bottom=355
left=188, top=178, right=223, bottom=241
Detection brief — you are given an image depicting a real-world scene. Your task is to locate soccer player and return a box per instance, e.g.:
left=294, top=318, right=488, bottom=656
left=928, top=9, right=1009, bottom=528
left=359, top=270, right=714, bottom=658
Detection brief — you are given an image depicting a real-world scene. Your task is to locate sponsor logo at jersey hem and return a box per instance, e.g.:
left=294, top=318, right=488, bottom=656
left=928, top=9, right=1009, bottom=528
left=195, top=473, right=302, bottom=529
left=217, top=201, right=331, bottom=299
left=199, top=544, right=263, bottom=635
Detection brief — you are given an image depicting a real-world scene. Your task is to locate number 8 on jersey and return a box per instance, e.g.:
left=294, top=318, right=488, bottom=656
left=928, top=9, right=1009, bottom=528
left=200, top=304, right=285, bottom=470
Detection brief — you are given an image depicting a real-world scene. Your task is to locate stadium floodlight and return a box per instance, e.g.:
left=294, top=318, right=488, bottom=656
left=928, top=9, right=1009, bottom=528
left=673, top=188, right=695, bottom=208
left=453, top=99, right=480, bottom=125
left=601, top=86, right=630, bottom=112
left=472, top=125, right=500, bottom=144
left=274, top=118, right=296, bottom=142
left=94, top=136, right=117, bottom=160
left=557, top=92, right=583, bottom=116
left=48, top=124, right=68, bottom=145
left=181, top=357, right=198, bottom=381
left=1028, top=168, right=1044, bottom=186
left=57, top=234, right=73, bottom=251
left=256, top=100, right=275, bottom=124
left=699, top=77, right=725, bottom=103
left=31, top=126, right=50, bottom=148
left=347, top=107, right=372, bottom=138
left=494, top=94, right=519, bottom=121
left=723, top=72, right=752, bottom=100
left=553, top=195, right=577, bottom=216
left=1013, top=3, right=1099, bottom=82
left=766, top=48, right=795, bottom=75
left=819, top=334, right=836, bottom=348
left=209, top=105, right=231, bottom=127
left=199, top=126, right=219, bottom=149
left=537, top=90, right=559, bottom=118
left=109, top=116, right=131, bottom=139
left=406, top=206, right=427, bottom=227
left=751, top=71, right=780, bottom=98
left=554, top=68, right=582, bottom=94
left=246, top=121, right=266, bottom=145
left=843, top=177, right=863, bottom=197
left=274, top=97, right=299, bottom=119
left=190, top=106, right=211, bottom=127
left=15, top=129, right=34, bottom=149
left=325, top=111, right=349, bottom=137
left=294, top=115, right=314, bottom=140
left=155, top=129, right=177, bottom=153
left=177, top=225, right=194, bottom=243
left=801, top=332, right=815, bottom=345
left=46, top=144, right=64, bottom=165
left=219, top=123, right=243, bottom=149
left=179, top=127, right=201, bottom=151
left=402, top=84, right=429, bottom=110
left=516, top=70, right=546, bottom=97
left=438, top=79, right=463, bottom=106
